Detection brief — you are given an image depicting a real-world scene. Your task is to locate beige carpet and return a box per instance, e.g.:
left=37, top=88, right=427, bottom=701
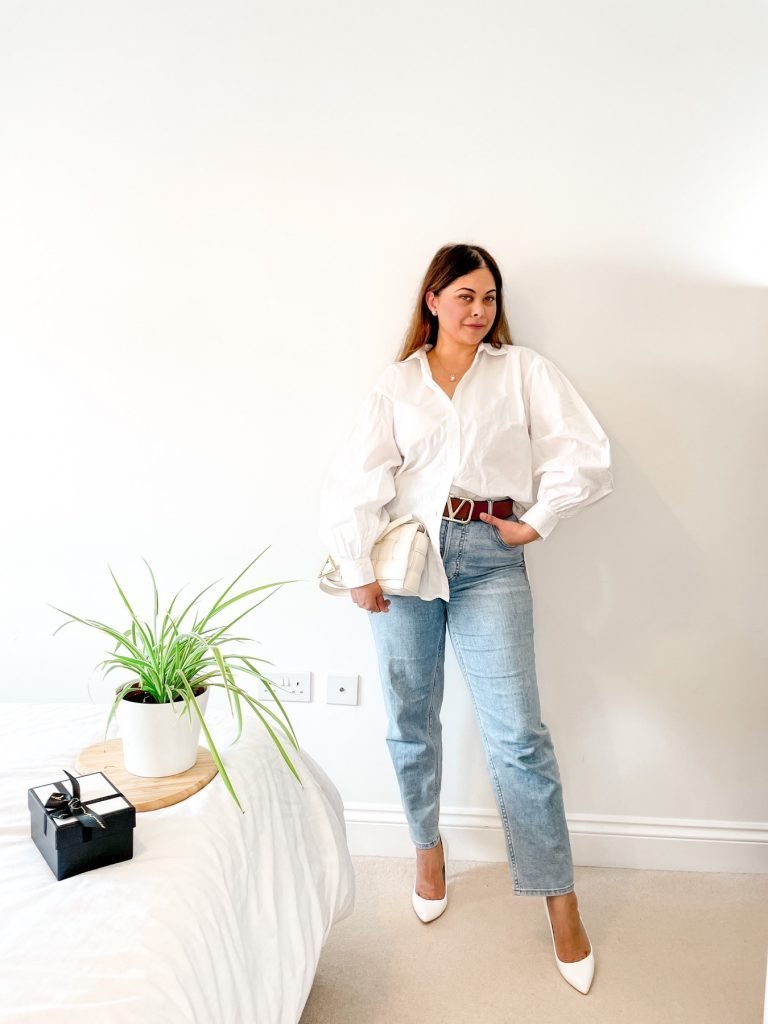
left=300, top=856, right=768, bottom=1024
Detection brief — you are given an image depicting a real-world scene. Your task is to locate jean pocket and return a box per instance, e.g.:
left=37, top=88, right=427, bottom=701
left=490, top=513, right=523, bottom=550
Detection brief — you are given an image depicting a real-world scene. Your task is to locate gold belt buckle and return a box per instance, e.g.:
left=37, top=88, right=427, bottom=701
left=444, top=496, right=475, bottom=523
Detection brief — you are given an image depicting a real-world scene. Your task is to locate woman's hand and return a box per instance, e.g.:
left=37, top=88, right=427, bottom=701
left=350, top=581, right=391, bottom=613
left=478, top=513, right=541, bottom=546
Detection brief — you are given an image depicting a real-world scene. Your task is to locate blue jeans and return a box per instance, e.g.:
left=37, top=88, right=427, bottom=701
left=368, top=512, right=575, bottom=896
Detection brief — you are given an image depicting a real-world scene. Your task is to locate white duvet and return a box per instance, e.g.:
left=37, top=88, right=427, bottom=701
left=0, top=700, right=355, bottom=1024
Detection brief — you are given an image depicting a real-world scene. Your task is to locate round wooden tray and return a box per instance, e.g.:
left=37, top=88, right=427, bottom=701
left=75, top=739, right=219, bottom=812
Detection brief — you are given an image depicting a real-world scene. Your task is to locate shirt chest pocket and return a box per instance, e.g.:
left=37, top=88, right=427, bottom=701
left=392, top=398, right=446, bottom=468
left=464, top=395, right=528, bottom=457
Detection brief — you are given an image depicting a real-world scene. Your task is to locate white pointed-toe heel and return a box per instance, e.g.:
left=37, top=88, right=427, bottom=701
left=411, top=833, right=448, bottom=923
left=542, top=897, right=595, bottom=994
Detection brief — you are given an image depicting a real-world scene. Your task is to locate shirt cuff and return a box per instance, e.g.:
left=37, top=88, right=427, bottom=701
left=338, top=556, right=376, bottom=588
left=519, top=501, right=560, bottom=540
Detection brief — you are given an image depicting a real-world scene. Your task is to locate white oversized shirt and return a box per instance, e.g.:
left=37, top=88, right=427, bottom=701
left=318, top=341, right=613, bottom=601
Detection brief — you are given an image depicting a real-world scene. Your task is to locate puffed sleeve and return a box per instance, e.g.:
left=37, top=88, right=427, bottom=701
left=318, top=374, right=403, bottom=587
left=518, top=353, right=613, bottom=540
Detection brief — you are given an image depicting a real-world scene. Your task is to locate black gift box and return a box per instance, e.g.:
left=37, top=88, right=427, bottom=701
left=28, top=769, right=136, bottom=880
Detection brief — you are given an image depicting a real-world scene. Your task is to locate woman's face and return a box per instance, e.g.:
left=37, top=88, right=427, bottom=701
left=426, top=267, right=497, bottom=348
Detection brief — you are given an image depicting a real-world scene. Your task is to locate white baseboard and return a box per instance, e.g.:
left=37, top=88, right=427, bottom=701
left=343, top=803, right=768, bottom=874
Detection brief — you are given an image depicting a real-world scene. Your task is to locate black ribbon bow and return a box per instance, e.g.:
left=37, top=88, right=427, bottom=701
left=44, top=769, right=108, bottom=830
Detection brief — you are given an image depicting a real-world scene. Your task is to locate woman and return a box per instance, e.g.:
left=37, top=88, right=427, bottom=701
left=318, top=243, right=613, bottom=995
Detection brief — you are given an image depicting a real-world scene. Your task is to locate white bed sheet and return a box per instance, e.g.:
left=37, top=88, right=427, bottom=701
left=0, top=700, right=355, bottom=1024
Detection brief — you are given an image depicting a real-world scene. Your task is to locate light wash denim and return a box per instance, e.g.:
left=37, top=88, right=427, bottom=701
left=368, top=511, right=575, bottom=896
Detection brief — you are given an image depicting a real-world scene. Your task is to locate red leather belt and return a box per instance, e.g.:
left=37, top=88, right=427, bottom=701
left=442, top=495, right=515, bottom=523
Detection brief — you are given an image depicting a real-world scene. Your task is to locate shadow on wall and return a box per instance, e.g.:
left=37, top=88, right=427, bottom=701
left=510, top=260, right=768, bottom=821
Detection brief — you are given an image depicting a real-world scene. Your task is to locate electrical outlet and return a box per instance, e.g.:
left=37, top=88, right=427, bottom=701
left=258, top=672, right=311, bottom=703
left=326, top=674, right=359, bottom=706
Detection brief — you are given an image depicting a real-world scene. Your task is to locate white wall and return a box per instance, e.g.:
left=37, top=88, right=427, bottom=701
left=2, top=1, right=766, bottom=868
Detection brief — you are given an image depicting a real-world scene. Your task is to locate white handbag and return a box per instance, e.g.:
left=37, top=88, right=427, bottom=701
left=318, top=515, right=430, bottom=597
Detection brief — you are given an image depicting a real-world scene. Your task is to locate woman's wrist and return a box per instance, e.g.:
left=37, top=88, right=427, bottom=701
left=478, top=513, right=541, bottom=545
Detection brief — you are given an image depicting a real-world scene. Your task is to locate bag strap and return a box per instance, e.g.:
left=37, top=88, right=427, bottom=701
left=318, top=578, right=351, bottom=596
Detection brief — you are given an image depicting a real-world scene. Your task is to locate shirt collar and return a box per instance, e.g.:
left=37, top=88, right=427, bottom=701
left=405, top=341, right=509, bottom=362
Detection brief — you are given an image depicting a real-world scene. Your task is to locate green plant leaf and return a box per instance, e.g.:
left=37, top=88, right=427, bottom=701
left=231, top=686, right=244, bottom=743
left=204, top=585, right=290, bottom=643
left=141, top=557, right=159, bottom=640
left=205, top=578, right=297, bottom=623
left=160, top=588, right=187, bottom=644
left=222, top=653, right=275, bottom=669
left=242, top=662, right=300, bottom=749
left=203, top=680, right=299, bottom=751
left=210, top=643, right=235, bottom=716
left=178, top=674, right=244, bottom=813
left=173, top=580, right=221, bottom=635
left=111, top=626, right=134, bottom=655
left=98, top=654, right=152, bottom=675
left=196, top=549, right=271, bottom=631
left=238, top=691, right=303, bottom=786
left=47, top=611, right=80, bottom=637
left=107, top=567, right=161, bottom=676
left=49, top=606, right=151, bottom=666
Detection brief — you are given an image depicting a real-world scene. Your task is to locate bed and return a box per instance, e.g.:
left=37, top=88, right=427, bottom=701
left=0, top=698, right=355, bottom=1024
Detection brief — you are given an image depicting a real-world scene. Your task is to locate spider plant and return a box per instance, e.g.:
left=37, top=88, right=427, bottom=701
left=50, top=550, right=302, bottom=813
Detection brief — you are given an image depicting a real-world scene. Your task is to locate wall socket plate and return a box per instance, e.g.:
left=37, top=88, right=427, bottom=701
left=326, top=674, right=359, bottom=706
left=258, top=672, right=311, bottom=703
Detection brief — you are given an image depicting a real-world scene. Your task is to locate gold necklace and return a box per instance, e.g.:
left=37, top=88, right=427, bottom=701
left=430, top=347, right=473, bottom=383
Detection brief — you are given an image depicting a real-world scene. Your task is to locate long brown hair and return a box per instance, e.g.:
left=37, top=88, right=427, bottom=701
left=396, top=243, right=514, bottom=361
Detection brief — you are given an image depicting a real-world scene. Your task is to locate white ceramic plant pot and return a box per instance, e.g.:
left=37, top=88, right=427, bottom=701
left=118, top=687, right=210, bottom=778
